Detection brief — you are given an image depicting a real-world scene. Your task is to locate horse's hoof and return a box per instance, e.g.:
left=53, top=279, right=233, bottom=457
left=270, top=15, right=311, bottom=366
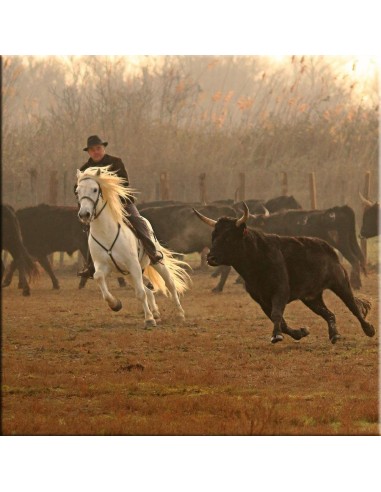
left=2, top=281, right=11, bottom=288
left=144, top=319, right=156, bottom=329
left=53, top=285, right=60, bottom=290
left=153, top=311, right=161, bottom=320
left=110, top=299, right=122, bottom=312
left=330, top=334, right=341, bottom=344
left=212, top=287, right=223, bottom=293
left=22, top=290, right=31, bottom=297
left=271, top=334, right=284, bottom=344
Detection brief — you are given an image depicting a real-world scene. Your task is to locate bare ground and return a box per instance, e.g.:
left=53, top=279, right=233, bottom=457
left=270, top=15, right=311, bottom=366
left=1, top=265, right=379, bottom=435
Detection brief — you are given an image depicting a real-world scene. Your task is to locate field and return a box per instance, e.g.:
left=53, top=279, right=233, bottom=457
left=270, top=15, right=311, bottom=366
left=2, top=252, right=379, bottom=436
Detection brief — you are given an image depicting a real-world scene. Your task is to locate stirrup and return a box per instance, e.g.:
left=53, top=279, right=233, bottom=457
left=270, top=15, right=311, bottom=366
left=77, top=266, right=95, bottom=279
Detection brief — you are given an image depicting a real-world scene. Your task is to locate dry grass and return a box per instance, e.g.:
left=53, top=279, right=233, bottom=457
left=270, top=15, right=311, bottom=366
left=2, top=263, right=379, bottom=435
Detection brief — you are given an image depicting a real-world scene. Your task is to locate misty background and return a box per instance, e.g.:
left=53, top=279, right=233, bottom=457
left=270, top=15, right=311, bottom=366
left=2, top=55, right=379, bottom=222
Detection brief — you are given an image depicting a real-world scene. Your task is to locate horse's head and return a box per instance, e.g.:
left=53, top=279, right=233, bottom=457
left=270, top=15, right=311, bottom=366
left=76, top=169, right=103, bottom=224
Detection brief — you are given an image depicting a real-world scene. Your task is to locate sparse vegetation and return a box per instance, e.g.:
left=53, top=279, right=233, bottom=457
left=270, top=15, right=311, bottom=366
left=2, top=266, right=378, bottom=435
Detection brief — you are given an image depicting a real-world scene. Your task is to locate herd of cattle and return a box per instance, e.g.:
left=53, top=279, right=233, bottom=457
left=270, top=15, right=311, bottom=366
left=1, top=193, right=379, bottom=298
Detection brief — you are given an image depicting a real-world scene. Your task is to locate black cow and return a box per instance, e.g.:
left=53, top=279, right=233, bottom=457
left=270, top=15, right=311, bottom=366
left=213, top=196, right=303, bottom=292
left=140, top=204, right=236, bottom=265
left=2, top=204, right=89, bottom=290
left=193, top=204, right=375, bottom=344
left=359, top=193, right=379, bottom=239
left=2, top=204, right=39, bottom=296
left=233, top=195, right=302, bottom=215
left=246, top=205, right=365, bottom=289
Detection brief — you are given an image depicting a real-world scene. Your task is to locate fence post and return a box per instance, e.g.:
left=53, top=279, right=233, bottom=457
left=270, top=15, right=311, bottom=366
left=199, top=173, right=207, bottom=205
left=309, top=172, right=317, bottom=209
left=29, top=167, right=38, bottom=205
left=361, top=170, right=371, bottom=263
left=160, top=172, right=170, bottom=200
left=281, top=172, right=288, bottom=196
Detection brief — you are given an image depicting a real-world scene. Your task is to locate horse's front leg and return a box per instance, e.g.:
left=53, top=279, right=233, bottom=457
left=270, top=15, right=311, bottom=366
left=129, top=263, right=156, bottom=329
left=94, top=266, right=122, bottom=312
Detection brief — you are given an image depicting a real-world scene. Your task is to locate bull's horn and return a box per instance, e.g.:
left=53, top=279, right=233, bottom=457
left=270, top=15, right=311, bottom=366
left=262, top=205, right=270, bottom=216
left=193, top=208, right=217, bottom=227
left=236, top=202, right=250, bottom=227
left=359, top=191, right=373, bottom=208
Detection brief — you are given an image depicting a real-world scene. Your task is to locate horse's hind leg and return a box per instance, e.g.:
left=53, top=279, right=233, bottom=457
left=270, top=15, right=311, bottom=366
left=152, top=263, right=185, bottom=321
left=94, top=267, right=122, bottom=312
left=144, top=286, right=161, bottom=321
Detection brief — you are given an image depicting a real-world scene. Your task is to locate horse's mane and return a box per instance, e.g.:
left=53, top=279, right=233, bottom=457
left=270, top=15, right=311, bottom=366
left=77, top=166, right=136, bottom=224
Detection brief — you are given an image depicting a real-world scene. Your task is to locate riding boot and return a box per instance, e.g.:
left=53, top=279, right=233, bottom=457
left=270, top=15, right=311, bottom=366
left=125, top=205, right=163, bottom=265
left=77, top=225, right=95, bottom=278
left=77, top=253, right=95, bottom=279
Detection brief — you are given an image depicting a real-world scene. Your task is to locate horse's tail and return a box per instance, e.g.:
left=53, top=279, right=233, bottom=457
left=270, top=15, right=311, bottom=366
left=145, top=246, right=192, bottom=297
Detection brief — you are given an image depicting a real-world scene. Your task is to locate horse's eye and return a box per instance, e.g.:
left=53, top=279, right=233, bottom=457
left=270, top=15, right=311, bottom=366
left=93, top=188, right=97, bottom=193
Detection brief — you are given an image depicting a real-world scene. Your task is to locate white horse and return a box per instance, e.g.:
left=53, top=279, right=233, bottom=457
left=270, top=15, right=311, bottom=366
left=75, top=166, right=191, bottom=328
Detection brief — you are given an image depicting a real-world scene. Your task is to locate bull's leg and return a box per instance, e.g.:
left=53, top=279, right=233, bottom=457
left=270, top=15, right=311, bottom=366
left=78, top=277, right=87, bottom=289
left=349, top=263, right=362, bottom=290
left=330, top=276, right=375, bottom=338
left=94, top=266, right=122, bottom=312
left=212, top=265, right=231, bottom=293
left=259, top=301, right=307, bottom=342
left=117, top=277, right=127, bottom=287
left=211, top=265, right=222, bottom=278
left=280, top=319, right=310, bottom=341
left=200, top=247, right=209, bottom=270
left=302, top=294, right=340, bottom=344
left=37, top=255, right=60, bottom=290
left=2, top=259, right=17, bottom=287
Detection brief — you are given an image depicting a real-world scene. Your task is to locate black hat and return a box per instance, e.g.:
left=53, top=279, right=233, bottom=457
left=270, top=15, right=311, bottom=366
left=83, top=135, right=108, bottom=151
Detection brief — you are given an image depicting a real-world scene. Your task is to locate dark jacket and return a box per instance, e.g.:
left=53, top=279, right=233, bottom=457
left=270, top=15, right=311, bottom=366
left=74, top=154, right=133, bottom=203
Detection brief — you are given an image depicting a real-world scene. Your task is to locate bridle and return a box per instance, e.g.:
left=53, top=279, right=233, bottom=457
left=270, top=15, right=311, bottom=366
left=77, top=178, right=108, bottom=221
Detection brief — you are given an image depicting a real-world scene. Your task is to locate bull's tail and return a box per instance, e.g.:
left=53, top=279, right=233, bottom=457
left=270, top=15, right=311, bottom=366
left=145, top=245, right=192, bottom=297
left=354, top=295, right=372, bottom=319
left=4, top=206, right=39, bottom=283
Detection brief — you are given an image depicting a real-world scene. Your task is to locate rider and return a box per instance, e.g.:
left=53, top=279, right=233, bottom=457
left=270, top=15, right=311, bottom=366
left=75, top=135, right=163, bottom=279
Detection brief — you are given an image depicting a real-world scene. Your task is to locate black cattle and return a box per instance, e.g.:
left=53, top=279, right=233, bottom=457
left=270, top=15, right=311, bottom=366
left=2, top=204, right=89, bottom=290
left=213, top=195, right=303, bottom=292
left=246, top=205, right=365, bottom=289
left=2, top=204, right=39, bottom=296
left=140, top=203, right=236, bottom=265
left=359, top=193, right=379, bottom=239
left=233, top=195, right=302, bottom=215
left=193, top=204, right=375, bottom=344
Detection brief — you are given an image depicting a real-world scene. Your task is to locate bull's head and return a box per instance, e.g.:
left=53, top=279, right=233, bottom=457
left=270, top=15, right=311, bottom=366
left=193, top=203, right=250, bottom=266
